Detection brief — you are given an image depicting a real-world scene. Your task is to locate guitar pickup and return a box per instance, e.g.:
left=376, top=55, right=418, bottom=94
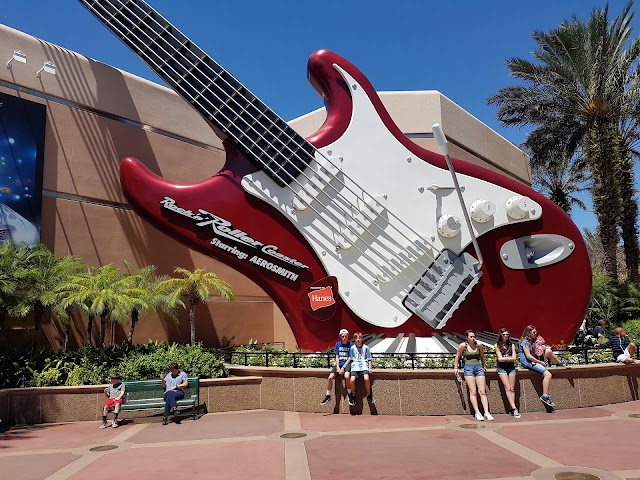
left=291, top=157, right=341, bottom=210
left=337, top=195, right=386, bottom=248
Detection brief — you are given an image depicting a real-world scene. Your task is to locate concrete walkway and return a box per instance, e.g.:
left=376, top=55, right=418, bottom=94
left=2, top=401, right=640, bottom=480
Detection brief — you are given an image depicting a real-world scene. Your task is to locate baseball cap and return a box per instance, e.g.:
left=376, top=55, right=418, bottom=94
left=339, top=329, right=349, bottom=336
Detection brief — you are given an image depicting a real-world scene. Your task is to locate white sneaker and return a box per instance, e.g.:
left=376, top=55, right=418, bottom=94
left=512, top=408, right=521, bottom=419
left=484, top=412, right=494, bottom=421
left=474, top=412, right=484, bottom=421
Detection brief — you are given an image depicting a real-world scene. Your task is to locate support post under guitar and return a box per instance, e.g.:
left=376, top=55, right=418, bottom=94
left=404, top=249, right=482, bottom=329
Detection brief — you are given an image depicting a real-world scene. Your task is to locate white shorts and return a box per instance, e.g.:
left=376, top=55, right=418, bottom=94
left=616, top=347, right=632, bottom=363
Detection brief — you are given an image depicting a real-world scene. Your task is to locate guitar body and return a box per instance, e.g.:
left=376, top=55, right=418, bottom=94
left=121, top=49, right=591, bottom=351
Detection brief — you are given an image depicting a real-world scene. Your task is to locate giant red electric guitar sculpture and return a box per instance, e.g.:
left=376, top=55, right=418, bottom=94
left=79, top=0, right=591, bottom=350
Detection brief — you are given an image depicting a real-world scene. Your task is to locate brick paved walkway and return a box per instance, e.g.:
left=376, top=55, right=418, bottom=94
left=2, top=401, right=640, bottom=479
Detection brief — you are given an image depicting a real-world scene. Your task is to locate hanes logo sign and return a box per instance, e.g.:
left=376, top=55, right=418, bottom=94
left=308, top=286, right=336, bottom=311
left=300, top=277, right=339, bottom=322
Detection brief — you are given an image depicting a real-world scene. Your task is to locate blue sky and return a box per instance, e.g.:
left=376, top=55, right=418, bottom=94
left=1, top=0, right=638, bottom=233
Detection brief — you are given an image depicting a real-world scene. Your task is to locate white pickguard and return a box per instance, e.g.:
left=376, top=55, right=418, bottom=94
left=241, top=65, right=540, bottom=328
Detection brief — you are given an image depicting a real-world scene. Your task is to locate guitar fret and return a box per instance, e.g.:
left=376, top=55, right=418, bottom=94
left=80, top=0, right=316, bottom=187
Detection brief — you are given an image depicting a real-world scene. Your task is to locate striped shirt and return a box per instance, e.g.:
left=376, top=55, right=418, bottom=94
left=600, top=335, right=632, bottom=358
left=349, top=344, right=372, bottom=372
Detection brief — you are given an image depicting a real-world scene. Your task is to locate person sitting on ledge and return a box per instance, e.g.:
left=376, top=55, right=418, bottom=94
left=594, top=327, right=637, bottom=364
left=161, top=363, right=188, bottom=425
left=532, top=329, right=570, bottom=368
left=320, top=328, right=353, bottom=406
left=345, top=332, right=375, bottom=406
left=519, top=325, right=555, bottom=409
left=593, top=319, right=607, bottom=338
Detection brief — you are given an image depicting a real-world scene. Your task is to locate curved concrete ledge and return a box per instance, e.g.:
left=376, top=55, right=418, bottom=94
left=0, top=364, right=638, bottom=425
left=227, top=363, right=640, bottom=416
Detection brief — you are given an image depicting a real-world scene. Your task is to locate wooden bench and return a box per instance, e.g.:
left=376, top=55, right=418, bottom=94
left=120, top=377, right=200, bottom=420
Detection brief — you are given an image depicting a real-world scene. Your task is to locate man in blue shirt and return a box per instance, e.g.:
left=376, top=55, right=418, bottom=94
left=161, top=363, right=188, bottom=425
left=320, top=329, right=353, bottom=405
left=595, top=327, right=637, bottom=364
left=593, top=320, right=606, bottom=338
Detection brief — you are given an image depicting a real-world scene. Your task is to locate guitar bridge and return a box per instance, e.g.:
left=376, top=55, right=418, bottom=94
left=404, top=250, right=482, bottom=329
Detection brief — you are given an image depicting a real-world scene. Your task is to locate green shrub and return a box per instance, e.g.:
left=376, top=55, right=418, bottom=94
left=172, top=344, right=227, bottom=378
left=116, top=348, right=174, bottom=380
left=65, top=365, right=108, bottom=386
left=621, top=319, right=640, bottom=344
left=1, top=341, right=227, bottom=388
left=116, top=343, right=227, bottom=380
left=295, top=353, right=330, bottom=368
left=30, top=367, right=61, bottom=387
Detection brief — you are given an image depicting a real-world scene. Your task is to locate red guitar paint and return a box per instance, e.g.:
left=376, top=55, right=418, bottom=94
left=80, top=0, right=591, bottom=350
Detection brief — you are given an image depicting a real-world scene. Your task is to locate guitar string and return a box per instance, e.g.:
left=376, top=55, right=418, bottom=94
left=90, top=0, right=451, bottom=281
left=82, top=1, right=429, bottom=298
left=95, top=0, right=447, bottom=287
left=92, top=0, right=450, bottom=268
left=84, top=0, right=441, bottom=294
left=85, top=0, right=452, bottom=293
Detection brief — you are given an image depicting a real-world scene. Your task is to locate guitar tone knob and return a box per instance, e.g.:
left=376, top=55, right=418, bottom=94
left=437, top=215, right=461, bottom=238
left=470, top=199, right=496, bottom=223
left=506, top=195, right=532, bottom=220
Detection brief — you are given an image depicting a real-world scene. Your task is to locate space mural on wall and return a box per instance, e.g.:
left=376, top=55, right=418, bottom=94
left=0, top=92, right=46, bottom=245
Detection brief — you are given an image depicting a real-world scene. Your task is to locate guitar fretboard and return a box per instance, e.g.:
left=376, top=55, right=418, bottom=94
left=79, top=0, right=315, bottom=187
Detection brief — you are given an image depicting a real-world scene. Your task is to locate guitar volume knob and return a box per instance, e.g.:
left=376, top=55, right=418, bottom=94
left=470, top=199, right=496, bottom=223
left=506, top=195, right=532, bottom=220
left=437, top=215, right=461, bottom=238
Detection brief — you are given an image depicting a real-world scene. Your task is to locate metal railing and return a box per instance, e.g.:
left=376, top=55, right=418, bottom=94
left=226, top=347, right=640, bottom=370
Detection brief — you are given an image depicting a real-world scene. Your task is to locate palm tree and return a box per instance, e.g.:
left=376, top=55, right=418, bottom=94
left=60, top=264, right=140, bottom=346
left=121, top=263, right=179, bottom=344
left=163, top=267, right=234, bottom=345
left=0, top=242, right=19, bottom=331
left=57, top=267, right=98, bottom=346
left=531, top=151, right=589, bottom=215
left=8, top=243, right=84, bottom=351
left=487, top=1, right=640, bottom=283
left=583, top=227, right=630, bottom=279
left=589, top=274, right=622, bottom=324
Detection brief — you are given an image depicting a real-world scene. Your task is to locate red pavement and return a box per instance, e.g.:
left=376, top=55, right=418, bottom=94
left=2, top=402, right=640, bottom=480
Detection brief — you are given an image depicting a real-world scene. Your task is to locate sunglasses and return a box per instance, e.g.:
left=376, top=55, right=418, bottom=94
left=501, top=333, right=510, bottom=336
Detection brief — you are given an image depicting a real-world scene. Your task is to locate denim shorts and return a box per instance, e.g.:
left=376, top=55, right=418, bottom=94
left=330, top=364, right=351, bottom=375
left=523, top=362, right=547, bottom=374
left=351, top=370, right=369, bottom=379
left=463, top=363, right=485, bottom=377
left=496, top=366, right=517, bottom=376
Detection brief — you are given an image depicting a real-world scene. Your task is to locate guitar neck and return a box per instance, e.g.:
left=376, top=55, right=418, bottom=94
left=78, top=0, right=314, bottom=187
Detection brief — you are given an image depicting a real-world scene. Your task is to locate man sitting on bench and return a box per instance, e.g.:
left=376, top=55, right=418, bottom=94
left=161, top=363, right=189, bottom=425
left=595, top=327, right=637, bottom=364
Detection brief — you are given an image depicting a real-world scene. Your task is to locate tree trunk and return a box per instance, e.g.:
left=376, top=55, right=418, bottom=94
left=128, top=309, right=139, bottom=344
left=30, top=302, right=45, bottom=353
left=587, top=123, right=620, bottom=282
left=189, top=304, right=196, bottom=346
left=63, top=320, right=71, bottom=351
left=87, top=314, right=94, bottom=346
left=99, top=312, right=108, bottom=347
left=110, top=318, right=115, bottom=345
left=62, top=307, right=74, bottom=351
left=617, top=150, right=639, bottom=283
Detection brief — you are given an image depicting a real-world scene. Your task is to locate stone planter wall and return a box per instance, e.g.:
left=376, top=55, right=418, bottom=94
left=1, top=363, right=638, bottom=425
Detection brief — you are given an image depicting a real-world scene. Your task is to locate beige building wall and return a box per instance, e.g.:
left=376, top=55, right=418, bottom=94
left=0, top=24, right=527, bottom=351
